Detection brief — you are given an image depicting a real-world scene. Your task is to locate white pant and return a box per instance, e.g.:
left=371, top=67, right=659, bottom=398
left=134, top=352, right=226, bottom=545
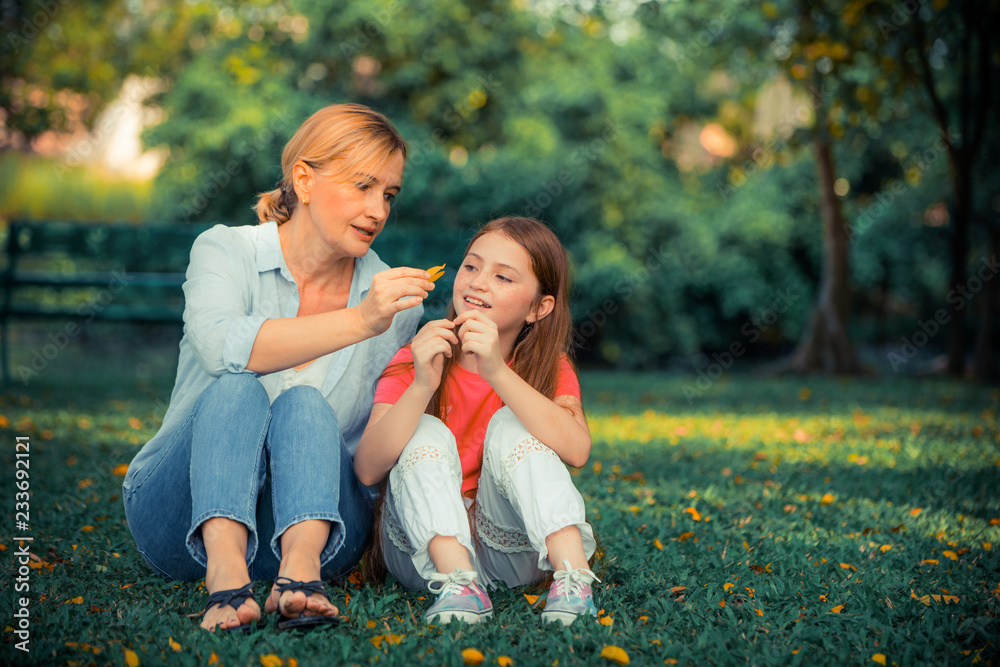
left=381, top=407, right=597, bottom=590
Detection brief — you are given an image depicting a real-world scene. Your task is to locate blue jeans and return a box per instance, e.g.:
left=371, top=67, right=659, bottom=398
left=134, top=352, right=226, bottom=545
left=123, top=373, right=375, bottom=582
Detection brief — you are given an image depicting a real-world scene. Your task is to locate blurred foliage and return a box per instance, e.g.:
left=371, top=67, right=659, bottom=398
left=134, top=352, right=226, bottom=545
left=0, top=152, right=153, bottom=221
left=2, top=0, right=996, bottom=368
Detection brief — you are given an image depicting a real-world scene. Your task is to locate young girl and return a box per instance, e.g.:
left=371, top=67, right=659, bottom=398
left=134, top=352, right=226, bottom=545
left=354, top=216, right=599, bottom=626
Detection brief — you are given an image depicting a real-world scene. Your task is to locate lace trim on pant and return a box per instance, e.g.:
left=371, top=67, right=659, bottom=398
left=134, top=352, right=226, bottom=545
left=391, top=443, right=462, bottom=509
left=382, top=505, right=416, bottom=555
left=474, top=499, right=533, bottom=554
left=485, top=436, right=561, bottom=498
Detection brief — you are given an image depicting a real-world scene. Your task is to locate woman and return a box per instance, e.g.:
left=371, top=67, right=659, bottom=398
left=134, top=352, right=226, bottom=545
left=122, top=104, right=431, bottom=631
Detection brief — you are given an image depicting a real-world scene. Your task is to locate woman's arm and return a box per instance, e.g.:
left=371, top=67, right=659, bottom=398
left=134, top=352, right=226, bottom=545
left=246, top=267, right=433, bottom=375
left=455, top=310, right=591, bottom=467
left=353, top=319, right=459, bottom=486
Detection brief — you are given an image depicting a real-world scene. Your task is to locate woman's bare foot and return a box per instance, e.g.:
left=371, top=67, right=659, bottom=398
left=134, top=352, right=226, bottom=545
left=265, top=520, right=338, bottom=620
left=201, top=571, right=261, bottom=631
left=200, top=516, right=260, bottom=631
left=264, top=554, right=338, bottom=620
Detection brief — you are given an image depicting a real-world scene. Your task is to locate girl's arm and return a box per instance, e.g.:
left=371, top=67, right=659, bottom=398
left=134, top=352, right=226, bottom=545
left=488, top=366, right=591, bottom=468
left=455, top=310, right=591, bottom=467
left=353, top=319, right=459, bottom=486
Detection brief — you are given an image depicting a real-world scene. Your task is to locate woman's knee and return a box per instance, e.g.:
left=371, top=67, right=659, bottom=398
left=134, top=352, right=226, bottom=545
left=270, top=385, right=339, bottom=429
left=197, top=372, right=269, bottom=416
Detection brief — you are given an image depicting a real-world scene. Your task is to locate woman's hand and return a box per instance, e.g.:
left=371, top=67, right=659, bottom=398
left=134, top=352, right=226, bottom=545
left=356, top=268, right=434, bottom=336
left=411, top=319, right=458, bottom=392
left=453, top=310, right=505, bottom=381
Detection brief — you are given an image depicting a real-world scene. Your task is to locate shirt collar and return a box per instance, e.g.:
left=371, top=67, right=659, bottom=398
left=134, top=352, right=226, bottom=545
left=256, top=221, right=287, bottom=275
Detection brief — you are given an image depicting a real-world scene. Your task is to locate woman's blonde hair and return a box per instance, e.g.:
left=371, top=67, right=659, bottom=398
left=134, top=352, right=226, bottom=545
left=254, top=103, right=407, bottom=224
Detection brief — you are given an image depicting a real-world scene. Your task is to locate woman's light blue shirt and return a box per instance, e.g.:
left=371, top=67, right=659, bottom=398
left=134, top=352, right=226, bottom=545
left=123, top=221, right=422, bottom=491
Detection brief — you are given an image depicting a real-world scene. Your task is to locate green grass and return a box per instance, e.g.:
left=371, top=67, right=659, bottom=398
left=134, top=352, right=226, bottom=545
left=1, top=334, right=998, bottom=666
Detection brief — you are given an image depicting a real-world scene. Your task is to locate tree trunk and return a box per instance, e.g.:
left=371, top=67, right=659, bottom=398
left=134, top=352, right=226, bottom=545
left=788, top=137, right=860, bottom=374
left=973, top=220, right=999, bottom=381
left=946, top=153, right=972, bottom=376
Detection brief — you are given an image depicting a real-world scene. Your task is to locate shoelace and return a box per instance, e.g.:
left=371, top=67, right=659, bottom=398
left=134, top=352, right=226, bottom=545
left=427, top=569, right=479, bottom=598
left=551, top=558, right=601, bottom=599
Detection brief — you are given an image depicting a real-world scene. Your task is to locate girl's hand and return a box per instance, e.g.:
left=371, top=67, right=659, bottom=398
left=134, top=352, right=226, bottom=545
left=453, top=310, right=505, bottom=380
left=356, top=268, right=434, bottom=336
left=411, top=318, right=458, bottom=392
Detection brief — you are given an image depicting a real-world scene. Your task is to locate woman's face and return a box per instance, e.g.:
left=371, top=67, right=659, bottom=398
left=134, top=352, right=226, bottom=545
left=452, top=231, right=552, bottom=336
left=296, top=151, right=404, bottom=257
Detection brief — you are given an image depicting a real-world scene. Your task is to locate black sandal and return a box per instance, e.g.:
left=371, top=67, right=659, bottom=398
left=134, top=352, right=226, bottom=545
left=203, top=582, right=264, bottom=633
left=273, top=577, right=340, bottom=631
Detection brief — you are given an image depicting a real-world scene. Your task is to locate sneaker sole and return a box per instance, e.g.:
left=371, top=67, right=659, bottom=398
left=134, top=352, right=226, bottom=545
left=540, top=610, right=587, bottom=626
left=426, top=609, right=493, bottom=625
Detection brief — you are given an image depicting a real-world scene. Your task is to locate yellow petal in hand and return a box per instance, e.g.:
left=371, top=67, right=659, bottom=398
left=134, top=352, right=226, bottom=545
left=426, top=264, right=446, bottom=282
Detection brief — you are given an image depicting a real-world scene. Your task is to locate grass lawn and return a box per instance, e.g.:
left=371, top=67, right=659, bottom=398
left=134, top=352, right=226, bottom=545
left=1, top=332, right=998, bottom=666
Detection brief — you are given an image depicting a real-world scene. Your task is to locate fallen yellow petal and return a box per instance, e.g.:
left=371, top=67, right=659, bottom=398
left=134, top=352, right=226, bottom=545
left=600, top=646, right=630, bottom=665
left=943, top=550, right=958, bottom=560
left=920, top=559, right=939, bottom=565
left=208, top=652, right=219, bottom=665
left=124, top=649, right=140, bottom=667
left=653, top=539, right=664, bottom=550
left=524, top=594, right=539, bottom=605
left=599, top=615, right=613, bottom=626
left=983, top=542, right=993, bottom=551
left=910, top=508, right=922, bottom=516
left=872, top=654, right=887, bottom=665
left=80, top=526, right=95, bottom=533
left=830, top=605, right=844, bottom=613
left=260, top=656, right=284, bottom=667
left=683, top=507, right=702, bottom=521
left=880, top=545, right=893, bottom=553
left=113, top=463, right=130, bottom=476
left=756, top=608, right=763, bottom=616
left=498, top=657, right=513, bottom=667
left=369, top=634, right=404, bottom=648
left=723, top=583, right=734, bottom=592
left=69, top=596, right=83, bottom=604
left=461, top=648, right=484, bottom=665
left=820, top=493, right=835, bottom=505
left=168, top=637, right=181, bottom=652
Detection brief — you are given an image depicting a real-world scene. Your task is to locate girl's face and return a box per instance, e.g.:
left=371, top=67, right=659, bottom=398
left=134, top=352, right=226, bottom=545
left=452, top=231, right=553, bottom=334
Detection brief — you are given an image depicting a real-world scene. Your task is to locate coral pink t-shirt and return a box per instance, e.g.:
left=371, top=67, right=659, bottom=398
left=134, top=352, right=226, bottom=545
left=373, top=347, right=581, bottom=494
